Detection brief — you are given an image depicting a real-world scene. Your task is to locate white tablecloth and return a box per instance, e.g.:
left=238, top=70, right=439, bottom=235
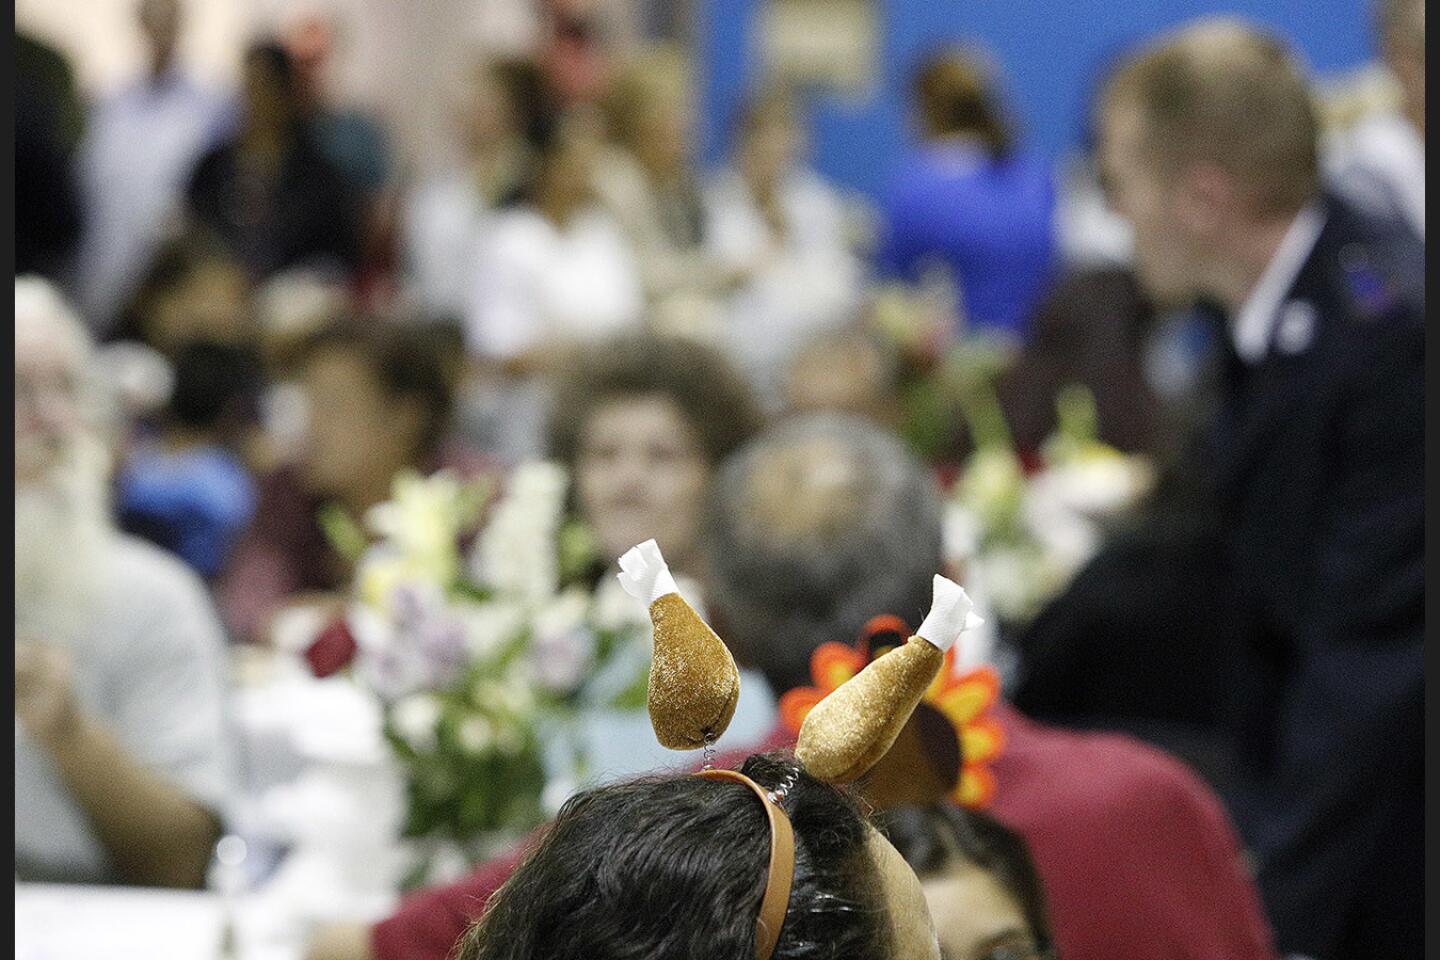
left=15, top=883, right=298, bottom=960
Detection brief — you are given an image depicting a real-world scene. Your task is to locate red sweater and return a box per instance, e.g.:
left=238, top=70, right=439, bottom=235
left=372, top=703, right=1274, bottom=960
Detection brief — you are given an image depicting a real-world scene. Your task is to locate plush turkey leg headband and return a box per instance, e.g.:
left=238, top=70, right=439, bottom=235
left=617, top=539, right=742, bottom=749
left=617, top=540, right=982, bottom=779
left=618, top=542, right=981, bottom=960
left=794, top=575, right=983, bottom=781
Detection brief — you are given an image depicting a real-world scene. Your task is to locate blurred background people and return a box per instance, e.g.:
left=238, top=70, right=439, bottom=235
left=1097, top=20, right=1423, bottom=958
left=875, top=48, right=1059, bottom=344
left=185, top=40, right=364, bottom=282
left=72, top=0, right=230, bottom=336
left=1323, top=0, right=1424, bottom=238
left=15, top=277, right=232, bottom=888
left=115, top=340, right=265, bottom=581
left=782, top=329, right=907, bottom=430
left=594, top=45, right=729, bottom=337
left=463, top=106, right=642, bottom=461
left=703, top=87, right=864, bottom=411
left=15, top=31, right=85, bottom=283
left=217, top=319, right=463, bottom=644
left=114, top=228, right=256, bottom=354
left=401, top=57, right=546, bottom=322
left=548, top=333, right=764, bottom=582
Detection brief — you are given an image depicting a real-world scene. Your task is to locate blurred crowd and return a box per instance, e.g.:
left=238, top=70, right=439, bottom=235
left=13, top=1, right=1425, bottom=959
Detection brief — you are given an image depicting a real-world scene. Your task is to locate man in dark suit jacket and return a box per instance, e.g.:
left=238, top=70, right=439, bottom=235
left=1096, top=20, right=1423, bottom=959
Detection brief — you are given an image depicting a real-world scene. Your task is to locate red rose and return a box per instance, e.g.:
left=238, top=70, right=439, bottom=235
left=305, top=617, right=358, bottom=678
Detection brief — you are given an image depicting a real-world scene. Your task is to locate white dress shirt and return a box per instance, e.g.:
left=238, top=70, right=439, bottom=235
left=465, top=205, right=643, bottom=360
left=1231, top=203, right=1327, bottom=364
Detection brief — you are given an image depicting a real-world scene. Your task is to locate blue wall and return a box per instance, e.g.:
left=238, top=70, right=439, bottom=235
left=697, top=0, right=1376, bottom=201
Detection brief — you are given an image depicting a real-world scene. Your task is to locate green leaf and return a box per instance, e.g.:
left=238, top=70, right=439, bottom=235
left=318, top=502, right=369, bottom=563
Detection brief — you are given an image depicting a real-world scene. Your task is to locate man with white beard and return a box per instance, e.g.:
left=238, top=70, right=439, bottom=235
left=14, top=276, right=231, bottom=887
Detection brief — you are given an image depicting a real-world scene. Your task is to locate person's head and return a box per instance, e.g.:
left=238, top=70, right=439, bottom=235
left=165, top=340, right=265, bottom=444
left=458, top=753, right=940, bottom=960
left=704, top=415, right=943, bottom=694
left=549, top=334, right=764, bottom=573
left=1378, top=0, right=1425, bottom=132
left=1096, top=19, right=1320, bottom=310
left=882, top=805, right=1054, bottom=960
left=604, top=45, right=694, bottom=182
left=241, top=40, right=303, bottom=135
left=735, top=86, right=806, bottom=196
left=137, top=0, right=182, bottom=74
left=294, top=320, right=455, bottom=505
left=784, top=331, right=904, bottom=428
left=123, top=230, right=253, bottom=355
left=912, top=47, right=1014, bottom=159
left=15, top=278, right=115, bottom=638
left=454, top=56, right=550, bottom=157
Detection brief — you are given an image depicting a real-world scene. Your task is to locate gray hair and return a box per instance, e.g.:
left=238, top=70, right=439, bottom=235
left=703, top=414, right=944, bottom=694
left=14, top=275, right=113, bottom=439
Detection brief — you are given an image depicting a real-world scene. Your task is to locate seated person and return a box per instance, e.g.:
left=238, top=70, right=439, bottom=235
left=15, top=277, right=231, bottom=887
left=458, top=753, right=938, bottom=960
left=116, top=340, right=264, bottom=580
left=548, top=332, right=773, bottom=773
left=882, top=804, right=1054, bottom=960
left=217, top=318, right=467, bottom=644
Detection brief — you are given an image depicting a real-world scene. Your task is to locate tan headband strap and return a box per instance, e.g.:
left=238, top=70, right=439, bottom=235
left=694, top=769, right=796, bottom=960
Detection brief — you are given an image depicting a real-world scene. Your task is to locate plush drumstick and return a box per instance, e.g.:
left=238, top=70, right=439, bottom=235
left=618, top=539, right=741, bottom=750
left=796, top=575, right=982, bottom=783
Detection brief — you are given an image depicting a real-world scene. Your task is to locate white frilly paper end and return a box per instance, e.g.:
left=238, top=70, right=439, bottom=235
left=915, top=575, right=984, bottom=653
left=616, top=539, right=680, bottom=606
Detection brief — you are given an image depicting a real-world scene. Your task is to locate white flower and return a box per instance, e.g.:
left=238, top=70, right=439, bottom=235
left=531, top=623, right=596, bottom=695
left=957, top=447, right=1025, bottom=524
left=452, top=599, right=528, bottom=661
left=470, top=462, right=570, bottom=607
left=365, top=470, right=472, bottom=587
left=391, top=694, right=442, bottom=753
left=942, top=503, right=983, bottom=566
left=457, top=715, right=496, bottom=754
left=474, top=673, right=537, bottom=720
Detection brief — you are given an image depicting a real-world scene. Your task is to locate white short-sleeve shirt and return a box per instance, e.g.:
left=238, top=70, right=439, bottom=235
left=464, top=206, right=644, bottom=360
left=15, top=536, right=234, bottom=883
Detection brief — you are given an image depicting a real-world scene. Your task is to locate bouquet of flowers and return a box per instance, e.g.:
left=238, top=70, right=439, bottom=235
left=308, top=463, right=648, bottom=883
left=948, top=384, right=1154, bottom=627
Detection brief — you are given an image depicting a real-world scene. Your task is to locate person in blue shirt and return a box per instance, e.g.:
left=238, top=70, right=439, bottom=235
left=117, top=340, right=263, bottom=580
left=875, top=48, right=1058, bottom=342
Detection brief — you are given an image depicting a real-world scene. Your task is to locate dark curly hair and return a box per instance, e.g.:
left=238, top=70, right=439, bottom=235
left=457, top=753, right=892, bottom=960
left=879, top=804, right=1054, bottom=957
left=547, top=333, right=765, bottom=472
